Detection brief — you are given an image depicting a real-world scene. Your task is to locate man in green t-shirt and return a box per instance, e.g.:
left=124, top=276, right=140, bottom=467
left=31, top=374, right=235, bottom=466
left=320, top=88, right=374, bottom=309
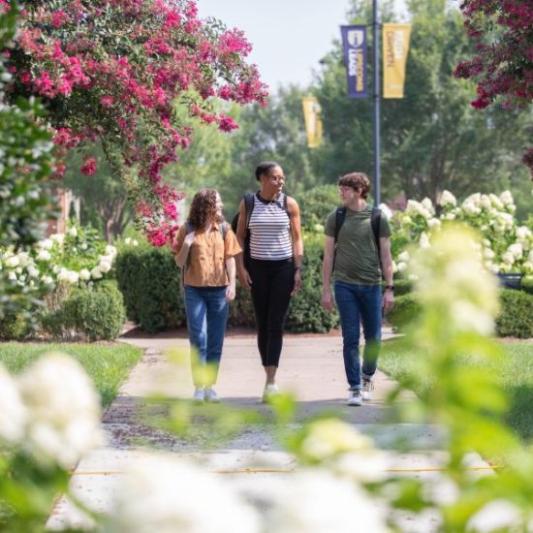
left=321, top=172, right=394, bottom=406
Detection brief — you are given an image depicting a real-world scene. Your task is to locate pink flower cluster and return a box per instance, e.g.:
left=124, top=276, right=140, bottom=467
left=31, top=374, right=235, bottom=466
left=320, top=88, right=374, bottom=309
left=7, top=0, right=269, bottom=245
left=456, top=0, right=532, bottom=174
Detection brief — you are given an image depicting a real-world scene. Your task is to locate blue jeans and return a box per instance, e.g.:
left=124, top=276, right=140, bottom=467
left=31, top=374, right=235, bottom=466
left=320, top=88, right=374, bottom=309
left=334, top=281, right=382, bottom=390
left=184, top=286, right=229, bottom=387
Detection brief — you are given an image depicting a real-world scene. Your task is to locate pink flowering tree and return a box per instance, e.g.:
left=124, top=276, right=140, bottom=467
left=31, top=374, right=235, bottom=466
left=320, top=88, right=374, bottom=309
left=4, top=0, right=268, bottom=245
left=454, top=0, right=532, bottom=174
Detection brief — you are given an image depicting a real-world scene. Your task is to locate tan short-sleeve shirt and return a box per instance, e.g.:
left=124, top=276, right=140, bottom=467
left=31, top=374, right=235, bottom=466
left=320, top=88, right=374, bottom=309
left=175, top=222, right=241, bottom=287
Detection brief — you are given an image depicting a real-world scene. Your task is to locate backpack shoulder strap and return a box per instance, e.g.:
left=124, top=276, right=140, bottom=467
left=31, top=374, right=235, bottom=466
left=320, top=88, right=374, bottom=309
left=243, top=192, right=255, bottom=227
left=370, top=207, right=381, bottom=248
left=334, top=207, right=347, bottom=243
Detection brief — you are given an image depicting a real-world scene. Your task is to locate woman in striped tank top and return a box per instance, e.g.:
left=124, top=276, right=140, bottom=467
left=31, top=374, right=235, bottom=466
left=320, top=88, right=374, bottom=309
left=236, top=162, right=304, bottom=401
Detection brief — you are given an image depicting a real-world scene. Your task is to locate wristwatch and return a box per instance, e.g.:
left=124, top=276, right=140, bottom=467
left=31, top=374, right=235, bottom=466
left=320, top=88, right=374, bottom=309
left=385, top=285, right=394, bottom=291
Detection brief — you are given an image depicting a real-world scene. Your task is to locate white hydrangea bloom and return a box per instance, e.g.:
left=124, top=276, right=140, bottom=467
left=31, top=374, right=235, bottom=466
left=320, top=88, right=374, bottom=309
left=397, top=262, right=407, bottom=273
left=109, top=454, right=260, bottom=533
left=42, top=275, right=54, bottom=285
left=489, top=193, right=504, bottom=210
left=0, top=365, right=27, bottom=444
left=467, top=499, right=522, bottom=532
left=398, top=251, right=410, bottom=263
left=5, top=255, right=19, bottom=268
left=378, top=203, right=392, bottom=220
left=57, top=269, right=79, bottom=284
left=507, top=243, right=523, bottom=260
left=499, top=190, right=514, bottom=206
left=38, top=238, right=53, bottom=250
left=428, top=218, right=441, bottom=229
left=409, top=226, right=499, bottom=336
left=439, top=190, right=456, bottom=207
left=480, top=195, right=491, bottom=210
left=68, top=227, right=78, bottom=237
left=27, top=265, right=40, bottom=278
left=79, top=269, right=91, bottom=281
left=98, top=258, right=112, bottom=273
left=37, top=249, right=51, bottom=261
left=516, top=226, right=531, bottom=242
left=419, top=232, right=431, bottom=249
left=265, top=470, right=387, bottom=533
left=91, top=267, right=103, bottom=280
left=18, top=354, right=104, bottom=469
left=105, top=245, right=117, bottom=257
left=421, top=197, right=435, bottom=215
left=50, top=233, right=65, bottom=245
left=132, top=239, right=139, bottom=246
left=124, top=237, right=132, bottom=246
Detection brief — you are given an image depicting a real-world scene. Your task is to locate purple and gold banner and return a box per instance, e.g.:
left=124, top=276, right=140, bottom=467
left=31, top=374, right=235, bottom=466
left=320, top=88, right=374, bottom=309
left=341, top=25, right=367, bottom=98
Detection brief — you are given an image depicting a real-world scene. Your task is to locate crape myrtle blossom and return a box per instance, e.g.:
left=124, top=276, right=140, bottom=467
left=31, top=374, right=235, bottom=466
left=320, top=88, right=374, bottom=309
left=5, top=0, right=269, bottom=246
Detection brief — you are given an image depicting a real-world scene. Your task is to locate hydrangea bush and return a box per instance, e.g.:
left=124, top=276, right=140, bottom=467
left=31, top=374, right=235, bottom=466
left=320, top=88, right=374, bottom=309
left=392, top=190, right=533, bottom=277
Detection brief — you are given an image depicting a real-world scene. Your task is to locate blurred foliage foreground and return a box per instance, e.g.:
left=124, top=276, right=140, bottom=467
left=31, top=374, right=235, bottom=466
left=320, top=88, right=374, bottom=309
left=1, top=224, right=533, bottom=532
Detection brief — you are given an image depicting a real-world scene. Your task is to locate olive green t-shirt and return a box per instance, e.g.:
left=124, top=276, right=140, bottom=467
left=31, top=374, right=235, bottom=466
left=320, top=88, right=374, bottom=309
left=325, top=207, right=391, bottom=285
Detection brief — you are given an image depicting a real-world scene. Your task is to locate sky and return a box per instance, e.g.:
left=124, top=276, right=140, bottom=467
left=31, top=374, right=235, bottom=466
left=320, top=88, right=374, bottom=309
left=197, top=0, right=354, bottom=91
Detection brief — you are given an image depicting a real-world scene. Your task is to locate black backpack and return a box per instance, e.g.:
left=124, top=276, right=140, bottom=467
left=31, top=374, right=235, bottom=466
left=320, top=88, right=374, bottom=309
left=231, top=192, right=289, bottom=267
left=333, top=206, right=383, bottom=272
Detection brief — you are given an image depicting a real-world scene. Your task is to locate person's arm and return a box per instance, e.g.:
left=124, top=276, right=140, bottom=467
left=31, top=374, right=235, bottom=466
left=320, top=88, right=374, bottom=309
left=380, top=236, right=394, bottom=312
left=235, top=199, right=252, bottom=289
left=225, top=256, right=236, bottom=301
left=321, top=235, right=335, bottom=311
left=288, top=197, right=303, bottom=295
left=175, top=230, right=195, bottom=268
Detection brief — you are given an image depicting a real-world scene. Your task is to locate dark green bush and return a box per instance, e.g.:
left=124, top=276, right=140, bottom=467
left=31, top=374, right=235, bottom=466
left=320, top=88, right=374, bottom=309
left=521, top=275, right=533, bottom=295
left=286, top=235, right=339, bottom=333
left=0, top=311, right=32, bottom=340
left=115, top=245, right=185, bottom=332
left=42, top=281, right=125, bottom=341
left=298, top=184, right=339, bottom=230
left=496, top=289, right=533, bottom=338
left=387, top=294, right=422, bottom=332
left=394, top=278, right=413, bottom=296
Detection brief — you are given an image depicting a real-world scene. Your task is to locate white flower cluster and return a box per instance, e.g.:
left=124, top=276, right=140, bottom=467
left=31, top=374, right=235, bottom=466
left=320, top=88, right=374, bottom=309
left=409, top=226, right=500, bottom=335
left=0, top=227, right=118, bottom=290
left=124, top=237, right=139, bottom=247
left=107, top=451, right=387, bottom=533
left=0, top=354, right=104, bottom=469
left=392, top=190, right=532, bottom=276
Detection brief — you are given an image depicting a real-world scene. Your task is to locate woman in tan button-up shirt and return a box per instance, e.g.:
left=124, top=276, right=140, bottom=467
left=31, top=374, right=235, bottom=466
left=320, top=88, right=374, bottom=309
left=174, top=189, right=241, bottom=403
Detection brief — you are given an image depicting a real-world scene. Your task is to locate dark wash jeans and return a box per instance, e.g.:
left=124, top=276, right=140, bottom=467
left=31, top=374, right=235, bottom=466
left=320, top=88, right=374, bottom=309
left=334, top=280, right=382, bottom=390
left=184, top=285, right=228, bottom=387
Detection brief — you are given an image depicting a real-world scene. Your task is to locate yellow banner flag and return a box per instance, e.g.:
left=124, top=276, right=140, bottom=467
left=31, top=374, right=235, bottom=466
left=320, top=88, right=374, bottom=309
left=383, top=23, right=411, bottom=98
left=302, top=96, right=323, bottom=148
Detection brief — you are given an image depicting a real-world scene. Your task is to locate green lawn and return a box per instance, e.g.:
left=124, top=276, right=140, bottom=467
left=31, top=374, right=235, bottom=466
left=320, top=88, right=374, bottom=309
left=380, top=339, right=533, bottom=441
left=0, top=342, right=143, bottom=407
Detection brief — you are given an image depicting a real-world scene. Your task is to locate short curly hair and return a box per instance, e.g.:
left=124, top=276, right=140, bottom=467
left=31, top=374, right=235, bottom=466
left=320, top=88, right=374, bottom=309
left=337, top=172, right=371, bottom=199
left=187, top=189, right=221, bottom=230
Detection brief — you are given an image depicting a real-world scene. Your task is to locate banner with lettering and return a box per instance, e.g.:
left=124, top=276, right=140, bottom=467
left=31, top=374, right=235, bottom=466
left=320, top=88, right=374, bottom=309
left=341, top=25, right=367, bottom=98
left=383, top=23, right=411, bottom=98
left=302, top=96, right=323, bottom=148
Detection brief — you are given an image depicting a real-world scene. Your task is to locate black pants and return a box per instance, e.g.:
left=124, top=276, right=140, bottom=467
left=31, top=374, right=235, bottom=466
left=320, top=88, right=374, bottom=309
left=248, top=258, right=294, bottom=367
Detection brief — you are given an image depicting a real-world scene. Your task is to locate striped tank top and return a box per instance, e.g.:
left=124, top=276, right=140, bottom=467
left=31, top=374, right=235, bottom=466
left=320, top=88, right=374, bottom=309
left=248, top=193, right=292, bottom=261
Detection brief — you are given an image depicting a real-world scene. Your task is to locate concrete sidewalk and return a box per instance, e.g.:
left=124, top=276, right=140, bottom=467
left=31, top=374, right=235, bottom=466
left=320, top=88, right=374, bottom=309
left=48, top=329, right=487, bottom=531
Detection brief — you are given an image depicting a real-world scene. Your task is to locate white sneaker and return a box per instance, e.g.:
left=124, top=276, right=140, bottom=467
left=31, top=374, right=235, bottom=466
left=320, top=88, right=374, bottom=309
left=262, top=383, right=279, bottom=403
left=347, top=390, right=363, bottom=406
left=362, top=380, right=374, bottom=401
left=193, top=387, right=205, bottom=402
left=205, top=388, right=220, bottom=403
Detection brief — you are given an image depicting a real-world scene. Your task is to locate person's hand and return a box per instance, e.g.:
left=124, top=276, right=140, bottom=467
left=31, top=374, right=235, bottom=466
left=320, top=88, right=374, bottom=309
left=225, top=283, right=236, bottom=302
left=383, top=288, right=394, bottom=313
left=238, top=267, right=252, bottom=289
left=321, top=287, right=334, bottom=311
left=184, top=231, right=195, bottom=247
left=291, top=268, right=302, bottom=296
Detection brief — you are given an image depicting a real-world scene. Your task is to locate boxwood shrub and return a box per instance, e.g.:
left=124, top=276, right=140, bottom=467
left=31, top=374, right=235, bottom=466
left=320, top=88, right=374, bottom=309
left=115, top=245, right=185, bottom=333
left=496, top=289, right=533, bottom=338
left=41, top=281, right=125, bottom=341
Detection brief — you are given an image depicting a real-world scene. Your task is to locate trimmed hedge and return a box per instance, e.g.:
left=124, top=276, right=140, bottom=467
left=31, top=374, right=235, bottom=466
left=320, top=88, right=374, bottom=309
left=496, top=289, right=533, bottom=338
left=115, top=245, right=185, bottom=333
left=116, top=236, right=339, bottom=333
left=522, top=275, right=533, bottom=295
left=388, top=290, right=533, bottom=338
left=41, top=281, right=125, bottom=341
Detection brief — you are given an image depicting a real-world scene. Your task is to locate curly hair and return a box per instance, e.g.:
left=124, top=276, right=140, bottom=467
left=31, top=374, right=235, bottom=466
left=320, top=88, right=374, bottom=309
left=338, top=172, right=371, bottom=199
left=187, top=188, right=222, bottom=230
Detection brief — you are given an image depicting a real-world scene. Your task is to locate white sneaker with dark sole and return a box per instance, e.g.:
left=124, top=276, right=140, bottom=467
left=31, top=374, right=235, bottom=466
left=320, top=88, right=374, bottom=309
left=205, top=388, right=220, bottom=403
left=362, top=380, right=374, bottom=401
left=193, top=387, right=205, bottom=402
left=347, top=390, right=363, bottom=406
left=262, top=383, right=279, bottom=403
